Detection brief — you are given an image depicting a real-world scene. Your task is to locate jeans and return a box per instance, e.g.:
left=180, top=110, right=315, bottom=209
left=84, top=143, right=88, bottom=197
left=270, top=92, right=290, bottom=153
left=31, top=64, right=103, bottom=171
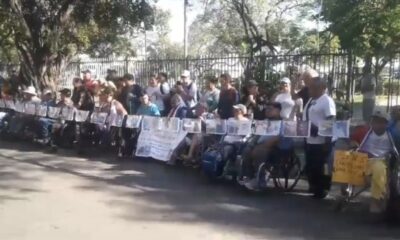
left=36, top=118, right=54, bottom=139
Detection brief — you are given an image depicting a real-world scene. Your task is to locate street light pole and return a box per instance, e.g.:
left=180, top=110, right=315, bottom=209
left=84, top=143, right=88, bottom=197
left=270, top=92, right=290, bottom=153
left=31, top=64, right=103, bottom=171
left=184, top=0, right=188, bottom=59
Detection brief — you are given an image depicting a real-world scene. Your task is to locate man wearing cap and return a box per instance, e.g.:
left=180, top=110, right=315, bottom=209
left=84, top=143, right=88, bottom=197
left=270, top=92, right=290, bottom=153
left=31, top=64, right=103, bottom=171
left=177, top=70, right=198, bottom=108
left=273, top=77, right=296, bottom=120
left=303, top=77, right=336, bottom=199
left=241, top=80, right=265, bottom=120
left=356, top=109, right=399, bottom=213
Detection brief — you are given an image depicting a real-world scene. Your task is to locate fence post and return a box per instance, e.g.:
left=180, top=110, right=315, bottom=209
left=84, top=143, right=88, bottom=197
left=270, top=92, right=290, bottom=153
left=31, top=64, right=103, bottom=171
left=125, top=57, right=129, bottom=74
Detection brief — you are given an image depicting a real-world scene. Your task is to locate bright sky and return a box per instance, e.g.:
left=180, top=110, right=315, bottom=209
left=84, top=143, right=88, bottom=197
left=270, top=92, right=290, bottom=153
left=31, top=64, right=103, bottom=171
left=156, top=0, right=202, bottom=43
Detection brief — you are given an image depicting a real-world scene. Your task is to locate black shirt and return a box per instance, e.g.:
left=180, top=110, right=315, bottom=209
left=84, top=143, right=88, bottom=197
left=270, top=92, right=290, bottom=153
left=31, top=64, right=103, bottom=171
left=240, top=94, right=265, bottom=120
left=120, top=84, right=142, bottom=114
left=297, top=87, right=309, bottom=108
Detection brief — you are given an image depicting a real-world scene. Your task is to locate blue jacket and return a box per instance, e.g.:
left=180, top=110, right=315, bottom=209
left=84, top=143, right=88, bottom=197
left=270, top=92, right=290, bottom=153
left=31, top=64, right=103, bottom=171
left=137, top=103, right=160, bottom=117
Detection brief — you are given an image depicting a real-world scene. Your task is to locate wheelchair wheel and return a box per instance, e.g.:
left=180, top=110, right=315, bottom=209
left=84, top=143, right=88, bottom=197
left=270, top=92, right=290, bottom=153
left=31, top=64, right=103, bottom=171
left=256, top=162, right=272, bottom=190
left=272, top=151, right=302, bottom=191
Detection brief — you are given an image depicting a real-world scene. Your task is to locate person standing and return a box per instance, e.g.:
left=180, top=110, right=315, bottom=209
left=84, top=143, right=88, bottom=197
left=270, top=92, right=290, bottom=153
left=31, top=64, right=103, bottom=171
left=273, top=77, right=295, bottom=120
left=178, top=70, right=198, bottom=108
left=157, top=72, right=171, bottom=115
left=146, top=74, right=166, bottom=116
left=120, top=73, right=142, bottom=115
left=217, top=73, right=239, bottom=119
left=200, top=76, right=220, bottom=113
left=241, top=80, right=265, bottom=120
left=303, top=77, right=336, bottom=199
left=294, top=67, right=319, bottom=108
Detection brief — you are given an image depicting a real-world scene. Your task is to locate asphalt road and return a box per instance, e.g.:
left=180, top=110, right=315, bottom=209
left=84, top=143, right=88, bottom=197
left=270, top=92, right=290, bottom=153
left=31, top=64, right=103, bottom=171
left=0, top=140, right=399, bottom=240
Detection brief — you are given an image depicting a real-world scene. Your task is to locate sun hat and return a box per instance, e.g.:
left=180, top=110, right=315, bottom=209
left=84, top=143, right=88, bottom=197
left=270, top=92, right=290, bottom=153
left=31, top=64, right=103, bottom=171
left=233, top=104, right=247, bottom=115
left=23, top=86, right=37, bottom=96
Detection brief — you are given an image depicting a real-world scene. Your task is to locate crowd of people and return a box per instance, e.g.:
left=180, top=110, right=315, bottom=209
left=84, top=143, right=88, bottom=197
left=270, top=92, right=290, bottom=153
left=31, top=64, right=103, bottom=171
left=0, top=67, right=399, bottom=217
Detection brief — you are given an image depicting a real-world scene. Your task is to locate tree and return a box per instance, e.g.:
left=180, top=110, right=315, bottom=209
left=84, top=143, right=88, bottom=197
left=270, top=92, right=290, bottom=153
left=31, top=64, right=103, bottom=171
left=0, top=0, right=155, bottom=90
left=321, top=0, right=400, bottom=75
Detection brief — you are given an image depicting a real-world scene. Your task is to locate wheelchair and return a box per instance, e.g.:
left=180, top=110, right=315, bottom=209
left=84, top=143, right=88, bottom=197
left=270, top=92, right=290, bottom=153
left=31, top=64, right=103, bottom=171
left=334, top=151, right=400, bottom=222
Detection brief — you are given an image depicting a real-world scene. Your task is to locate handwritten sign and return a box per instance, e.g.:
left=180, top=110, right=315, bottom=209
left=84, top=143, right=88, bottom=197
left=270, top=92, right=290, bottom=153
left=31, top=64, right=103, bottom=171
left=332, top=151, right=369, bottom=186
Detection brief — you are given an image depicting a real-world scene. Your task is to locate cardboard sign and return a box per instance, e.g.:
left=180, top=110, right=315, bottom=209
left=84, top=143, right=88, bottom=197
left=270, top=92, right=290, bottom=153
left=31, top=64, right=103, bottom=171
left=205, top=119, right=227, bottom=135
left=75, top=110, right=90, bottom=122
left=125, top=115, right=142, bottom=129
left=332, top=151, right=369, bottom=186
left=182, top=118, right=202, bottom=134
left=36, top=105, right=48, bottom=117
left=227, top=119, right=252, bottom=136
left=253, top=120, right=281, bottom=136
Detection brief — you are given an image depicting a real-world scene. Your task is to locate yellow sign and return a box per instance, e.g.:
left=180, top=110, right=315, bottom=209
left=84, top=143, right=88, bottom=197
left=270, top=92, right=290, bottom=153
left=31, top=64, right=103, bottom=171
left=332, top=151, right=369, bottom=186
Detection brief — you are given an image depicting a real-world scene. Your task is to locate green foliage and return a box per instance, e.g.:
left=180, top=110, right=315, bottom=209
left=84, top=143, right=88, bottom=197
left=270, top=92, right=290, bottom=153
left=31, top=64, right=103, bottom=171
left=321, top=0, right=400, bottom=57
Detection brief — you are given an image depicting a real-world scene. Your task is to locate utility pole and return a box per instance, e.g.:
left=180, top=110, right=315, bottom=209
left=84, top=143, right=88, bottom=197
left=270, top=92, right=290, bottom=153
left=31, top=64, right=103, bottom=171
left=184, top=0, right=188, bottom=59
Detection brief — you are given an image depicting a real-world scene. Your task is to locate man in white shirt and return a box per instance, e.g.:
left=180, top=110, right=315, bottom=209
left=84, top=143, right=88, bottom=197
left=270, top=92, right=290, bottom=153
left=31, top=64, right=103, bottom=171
left=146, top=74, right=165, bottom=115
left=303, top=77, right=336, bottom=199
left=274, top=77, right=295, bottom=120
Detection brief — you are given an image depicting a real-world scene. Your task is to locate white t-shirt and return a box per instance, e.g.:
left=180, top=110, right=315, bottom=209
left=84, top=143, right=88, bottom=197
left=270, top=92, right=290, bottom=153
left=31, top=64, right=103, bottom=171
left=185, top=82, right=198, bottom=108
left=361, top=131, right=392, bottom=158
left=223, top=117, right=250, bottom=143
left=303, top=94, right=336, bottom=144
left=146, top=86, right=164, bottom=111
left=275, top=93, right=295, bottom=120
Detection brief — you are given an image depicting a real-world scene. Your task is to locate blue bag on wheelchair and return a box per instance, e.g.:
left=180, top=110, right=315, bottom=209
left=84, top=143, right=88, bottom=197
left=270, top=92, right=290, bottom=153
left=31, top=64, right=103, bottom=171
left=201, top=144, right=225, bottom=178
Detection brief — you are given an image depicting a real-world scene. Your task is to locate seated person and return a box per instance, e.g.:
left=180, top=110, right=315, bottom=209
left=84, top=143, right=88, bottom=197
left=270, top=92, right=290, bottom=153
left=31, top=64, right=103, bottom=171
left=34, top=89, right=56, bottom=144
left=220, top=104, right=250, bottom=173
left=50, top=88, right=75, bottom=149
left=167, top=94, right=188, bottom=119
left=136, top=91, right=160, bottom=117
left=356, top=110, right=399, bottom=213
left=240, top=102, right=289, bottom=190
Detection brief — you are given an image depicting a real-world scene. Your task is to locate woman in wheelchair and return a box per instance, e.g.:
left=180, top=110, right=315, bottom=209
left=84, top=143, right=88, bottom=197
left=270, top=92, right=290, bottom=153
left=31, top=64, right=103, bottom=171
left=354, top=110, right=399, bottom=213
left=240, top=102, right=290, bottom=190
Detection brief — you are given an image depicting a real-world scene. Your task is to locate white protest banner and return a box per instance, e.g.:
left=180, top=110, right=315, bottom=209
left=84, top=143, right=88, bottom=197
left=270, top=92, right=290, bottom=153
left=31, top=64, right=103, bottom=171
left=25, top=103, right=37, bottom=115
left=333, top=120, right=350, bottom=138
left=75, top=110, right=90, bottom=122
left=5, top=100, right=15, bottom=110
left=253, top=120, right=281, bottom=136
left=60, top=107, right=74, bottom=121
left=182, top=118, right=202, bottom=133
left=90, top=112, right=108, bottom=124
left=282, top=120, right=310, bottom=138
left=135, top=129, right=187, bottom=161
left=227, top=119, right=252, bottom=136
left=36, top=105, right=48, bottom=117
left=0, top=99, right=5, bottom=108
left=125, top=115, right=142, bottom=129
left=48, top=107, right=61, bottom=119
left=14, top=101, right=25, bottom=113
left=318, top=120, right=334, bottom=137
left=205, top=119, right=227, bottom=135
left=110, top=114, right=125, bottom=127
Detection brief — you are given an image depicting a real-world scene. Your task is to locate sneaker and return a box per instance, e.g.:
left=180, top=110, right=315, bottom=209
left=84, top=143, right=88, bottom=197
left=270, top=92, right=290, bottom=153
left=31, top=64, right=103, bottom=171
left=244, top=178, right=260, bottom=191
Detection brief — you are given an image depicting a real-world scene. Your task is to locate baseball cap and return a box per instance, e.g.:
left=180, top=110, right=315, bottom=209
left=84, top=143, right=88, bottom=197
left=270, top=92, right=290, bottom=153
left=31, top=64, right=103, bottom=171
left=233, top=104, right=247, bottom=115
left=181, top=70, right=190, bottom=78
left=280, top=77, right=291, bottom=85
left=371, top=109, right=390, bottom=122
